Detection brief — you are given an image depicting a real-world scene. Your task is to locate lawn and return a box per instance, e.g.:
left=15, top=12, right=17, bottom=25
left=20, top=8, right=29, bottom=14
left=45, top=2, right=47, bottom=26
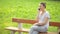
left=0, top=0, right=60, bottom=34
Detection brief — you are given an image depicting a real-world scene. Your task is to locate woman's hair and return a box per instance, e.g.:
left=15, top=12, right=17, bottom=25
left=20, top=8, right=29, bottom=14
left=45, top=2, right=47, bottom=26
left=40, top=2, right=46, bottom=8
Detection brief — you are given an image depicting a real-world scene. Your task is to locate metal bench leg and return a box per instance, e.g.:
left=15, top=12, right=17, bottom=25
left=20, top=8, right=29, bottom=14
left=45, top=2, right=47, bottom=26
left=59, top=32, right=60, bottom=34
left=19, top=32, right=22, bottom=34
left=18, top=23, right=22, bottom=34
left=58, top=31, right=60, bottom=34
left=58, top=27, right=60, bottom=34
left=10, top=31, right=15, bottom=34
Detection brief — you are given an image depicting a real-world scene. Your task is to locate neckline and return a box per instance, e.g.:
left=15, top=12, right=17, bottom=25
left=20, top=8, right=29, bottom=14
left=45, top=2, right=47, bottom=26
left=39, top=11, right=46, bottom=16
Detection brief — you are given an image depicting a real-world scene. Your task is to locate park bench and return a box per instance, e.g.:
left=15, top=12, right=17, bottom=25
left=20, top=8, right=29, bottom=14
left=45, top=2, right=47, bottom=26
left=5, top=18, right=60, bottom=34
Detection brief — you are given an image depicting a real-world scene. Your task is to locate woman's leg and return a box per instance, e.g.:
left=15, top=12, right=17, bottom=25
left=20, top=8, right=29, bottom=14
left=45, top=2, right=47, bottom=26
left=32, top=31, right=38, bottom=34
left=37, top=26, right=48, bottom=32
left=29, top=26, right=47, bottom=34
left=29, top=26, right=39, bottom=34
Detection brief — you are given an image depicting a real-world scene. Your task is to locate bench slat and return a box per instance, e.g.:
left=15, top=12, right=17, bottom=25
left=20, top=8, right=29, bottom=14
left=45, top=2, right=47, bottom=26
left=40, top=32, right=57, bottom=34
left=12, top=18, right=37, bottom=24
left=5, top=27, right=29, bottom=32
left=5, top=27, right=57, bottom=34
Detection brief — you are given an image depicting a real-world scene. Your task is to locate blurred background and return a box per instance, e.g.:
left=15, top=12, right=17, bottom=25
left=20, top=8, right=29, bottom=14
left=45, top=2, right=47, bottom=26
left=0, top=0, right=60, bottom=34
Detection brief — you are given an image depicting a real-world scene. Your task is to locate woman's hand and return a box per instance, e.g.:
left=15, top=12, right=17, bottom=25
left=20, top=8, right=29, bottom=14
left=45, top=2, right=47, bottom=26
left=34, top=23, right=38, bottom=25
left=34, top=23, right=42, bottom=26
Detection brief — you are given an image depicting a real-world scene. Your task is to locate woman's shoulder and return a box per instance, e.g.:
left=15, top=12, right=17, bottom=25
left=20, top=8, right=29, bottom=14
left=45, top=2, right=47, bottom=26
left=45, top=11, right=50, bottom=15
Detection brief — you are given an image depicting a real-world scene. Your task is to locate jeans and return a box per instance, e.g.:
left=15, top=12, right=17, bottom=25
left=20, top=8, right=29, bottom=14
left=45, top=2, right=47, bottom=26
left=29, top=25, right=47, bottom=34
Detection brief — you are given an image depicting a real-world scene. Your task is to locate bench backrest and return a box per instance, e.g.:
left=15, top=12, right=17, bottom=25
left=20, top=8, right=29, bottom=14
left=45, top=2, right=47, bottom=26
left=12, top=18, right=60, bottom=27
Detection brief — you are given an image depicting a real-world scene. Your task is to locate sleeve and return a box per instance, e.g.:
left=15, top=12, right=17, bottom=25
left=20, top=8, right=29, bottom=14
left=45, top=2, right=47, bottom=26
left=45, top=12, right=50, bottom=19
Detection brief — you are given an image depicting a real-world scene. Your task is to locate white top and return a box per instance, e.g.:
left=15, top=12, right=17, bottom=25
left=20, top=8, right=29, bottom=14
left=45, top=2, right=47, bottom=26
left=38, top=11, right=50, bottom=28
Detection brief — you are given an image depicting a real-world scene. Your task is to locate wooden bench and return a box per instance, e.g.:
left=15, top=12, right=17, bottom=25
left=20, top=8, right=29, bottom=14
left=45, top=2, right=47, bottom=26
left=5, top=18, right=60, bottom=34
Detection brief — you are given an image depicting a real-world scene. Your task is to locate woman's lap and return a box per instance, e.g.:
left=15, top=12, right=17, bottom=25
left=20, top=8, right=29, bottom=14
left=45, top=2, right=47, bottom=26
left=30, top=25, right=47, bottom=32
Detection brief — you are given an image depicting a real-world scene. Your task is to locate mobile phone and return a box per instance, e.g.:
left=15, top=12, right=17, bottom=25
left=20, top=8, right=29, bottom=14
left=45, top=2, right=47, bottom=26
left=38, top=8, right=40, bottom=11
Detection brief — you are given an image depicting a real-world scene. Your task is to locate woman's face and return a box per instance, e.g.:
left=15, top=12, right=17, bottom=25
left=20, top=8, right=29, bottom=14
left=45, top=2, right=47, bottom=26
left=39, top=4, right=45, bottom=10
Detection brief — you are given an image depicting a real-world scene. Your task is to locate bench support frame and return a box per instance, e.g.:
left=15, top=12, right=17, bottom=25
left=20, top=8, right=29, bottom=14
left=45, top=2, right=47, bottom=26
left=58, top=27, right=60, bottom=34
left=18, top=23, right=22, bottom=34
left=10, top=31, right=15, bottom=34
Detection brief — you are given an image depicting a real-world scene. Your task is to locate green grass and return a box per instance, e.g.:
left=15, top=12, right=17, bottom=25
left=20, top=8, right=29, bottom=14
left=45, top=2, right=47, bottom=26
left=0, top=0, right=60, bottom=34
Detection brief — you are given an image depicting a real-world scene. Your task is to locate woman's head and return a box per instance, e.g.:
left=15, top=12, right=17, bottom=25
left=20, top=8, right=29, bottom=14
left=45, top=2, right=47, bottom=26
left=39, top=2, right=46, bottom=10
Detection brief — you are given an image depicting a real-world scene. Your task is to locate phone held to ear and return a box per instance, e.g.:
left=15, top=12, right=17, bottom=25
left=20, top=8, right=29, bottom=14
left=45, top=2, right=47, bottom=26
left=38, top=8, right=40, bottom=11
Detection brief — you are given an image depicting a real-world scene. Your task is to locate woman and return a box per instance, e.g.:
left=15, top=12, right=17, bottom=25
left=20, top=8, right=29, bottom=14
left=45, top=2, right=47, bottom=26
left=29, top=2, right=50, bottom=34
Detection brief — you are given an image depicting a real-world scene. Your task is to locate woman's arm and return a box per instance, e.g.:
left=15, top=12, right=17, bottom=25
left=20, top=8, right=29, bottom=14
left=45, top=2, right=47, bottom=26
left=35, top=11, right=50, bottom=26
left=35, top=10, right=40, bottom=22
left=34, top=17, right=49, bottom=26
left=38, top=17, right=49, bottom=26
